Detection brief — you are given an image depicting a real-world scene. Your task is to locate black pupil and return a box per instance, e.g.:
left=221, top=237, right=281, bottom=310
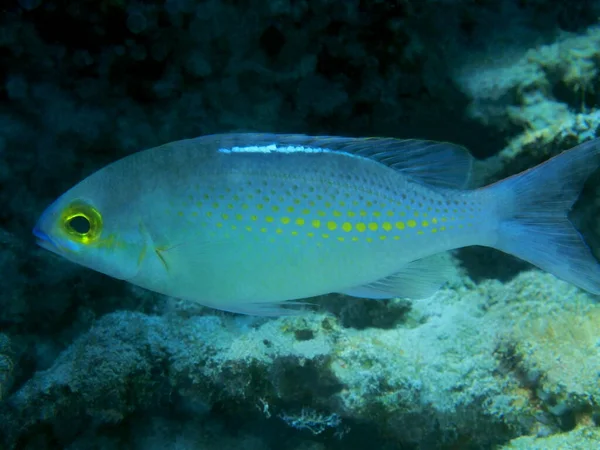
left=69, top=215, right=91, bottom=234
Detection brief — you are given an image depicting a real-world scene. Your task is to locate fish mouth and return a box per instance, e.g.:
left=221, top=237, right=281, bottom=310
left=33, top=226, right=62, bottom=254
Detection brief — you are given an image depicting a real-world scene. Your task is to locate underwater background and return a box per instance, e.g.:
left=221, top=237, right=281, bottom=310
left=2, top=0, right=600, bottom=449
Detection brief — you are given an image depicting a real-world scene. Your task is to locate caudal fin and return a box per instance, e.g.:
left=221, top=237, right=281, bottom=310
left=490, top=138, right=600, bottom=295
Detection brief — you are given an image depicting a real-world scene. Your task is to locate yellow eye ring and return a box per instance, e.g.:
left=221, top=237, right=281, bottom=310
left=61, top=201, right=103, bottom=244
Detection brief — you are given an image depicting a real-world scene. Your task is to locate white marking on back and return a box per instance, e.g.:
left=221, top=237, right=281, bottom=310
left=219, top=144, right=336, bottom=154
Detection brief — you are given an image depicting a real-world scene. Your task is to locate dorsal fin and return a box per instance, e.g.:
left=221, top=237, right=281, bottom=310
left=297, top=136, right=474, bottom=189
left=206, top=134, right=474, bottom=189
left=343, top=138, right=474, bottom=189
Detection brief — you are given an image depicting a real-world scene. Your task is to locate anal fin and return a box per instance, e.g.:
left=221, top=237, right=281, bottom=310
left=339, top=253, right=454, bottom=300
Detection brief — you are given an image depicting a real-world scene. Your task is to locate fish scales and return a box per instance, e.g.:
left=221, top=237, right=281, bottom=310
left=127, top=139, right=485, bottom=307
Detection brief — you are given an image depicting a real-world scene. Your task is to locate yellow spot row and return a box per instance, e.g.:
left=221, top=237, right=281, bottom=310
left=195, top=210, right=453, bottom=235
left=232, top=227, right=406, bottom=240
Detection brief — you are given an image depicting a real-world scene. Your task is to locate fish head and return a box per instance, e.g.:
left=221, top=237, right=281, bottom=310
left=33, top=173, right=147, bottom=281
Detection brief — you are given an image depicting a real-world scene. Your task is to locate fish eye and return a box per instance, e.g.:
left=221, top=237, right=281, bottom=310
left=61, top=201, right=103, bottom=244
left=66, top=214, right=91, bottom=235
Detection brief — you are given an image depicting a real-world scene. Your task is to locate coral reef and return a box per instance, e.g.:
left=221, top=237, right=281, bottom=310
left=2, top=272, right=599, bottom=449
left=456, top=24, right=600, bottom=174
left=501, top=426, right=600, bottom=450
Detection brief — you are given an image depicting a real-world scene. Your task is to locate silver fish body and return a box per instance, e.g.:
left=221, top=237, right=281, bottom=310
left=33, top=134, right=600, bottom=314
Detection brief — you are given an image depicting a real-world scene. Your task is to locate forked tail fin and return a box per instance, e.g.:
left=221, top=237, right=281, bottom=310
left=489, top=138, right=600, bottom=294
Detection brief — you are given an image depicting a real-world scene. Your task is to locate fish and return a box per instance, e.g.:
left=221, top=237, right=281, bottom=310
left=33, top=133, right=600, bottom=315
